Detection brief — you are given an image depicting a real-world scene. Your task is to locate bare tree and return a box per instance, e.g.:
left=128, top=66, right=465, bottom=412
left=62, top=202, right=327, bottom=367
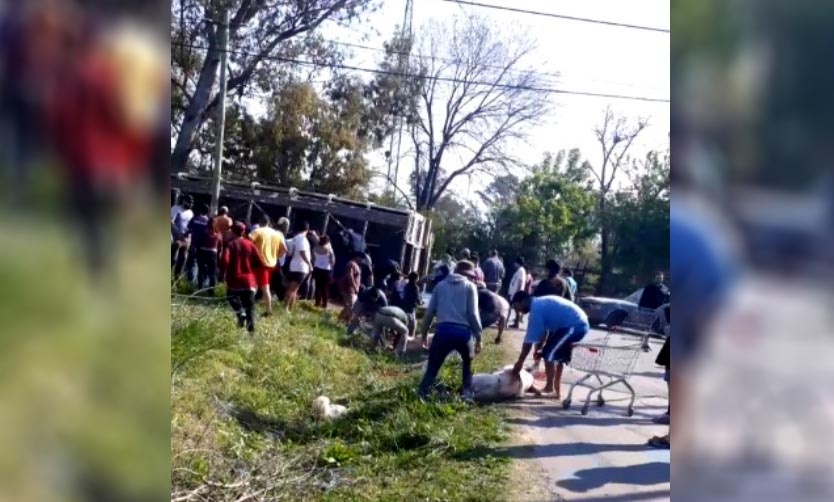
left=590, top=107, right=648, bottom=294
left=408, top=14, right=550, bottom=211
left=170, top=0, right=376, bottom=173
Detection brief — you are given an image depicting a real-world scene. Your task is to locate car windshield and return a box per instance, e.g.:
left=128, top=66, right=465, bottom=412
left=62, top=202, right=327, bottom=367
left=624, top=289, right=643, bottom=303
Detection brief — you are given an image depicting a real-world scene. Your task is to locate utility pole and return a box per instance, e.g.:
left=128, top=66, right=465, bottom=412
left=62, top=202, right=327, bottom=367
left=385, top=0, right=415, bottom=200
left=210, top=9, right=230, bottom=215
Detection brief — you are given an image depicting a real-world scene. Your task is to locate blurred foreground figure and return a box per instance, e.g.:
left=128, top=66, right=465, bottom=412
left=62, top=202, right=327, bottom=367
left=44, top=14, right=166, bottom=279
left=667, top=127, right=740, bottom=453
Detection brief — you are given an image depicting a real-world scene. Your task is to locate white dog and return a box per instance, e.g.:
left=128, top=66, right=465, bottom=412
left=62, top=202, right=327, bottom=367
left=471, top=365, right=539, bottom=402
left=312, top=396, right=348, bottom=421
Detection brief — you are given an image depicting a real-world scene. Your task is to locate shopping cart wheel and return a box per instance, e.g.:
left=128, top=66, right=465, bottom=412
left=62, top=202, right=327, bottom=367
left=596, top=396, right=605, bottom=407
left=562, top=399, right=571, bottom=410
left=627, top=407, right=635, bottom=417
left=581, top=404, right=590, bottom=416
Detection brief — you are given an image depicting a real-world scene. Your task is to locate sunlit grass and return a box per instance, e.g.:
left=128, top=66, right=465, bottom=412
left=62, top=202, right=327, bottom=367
left=171, top=301, right=512, bottom=501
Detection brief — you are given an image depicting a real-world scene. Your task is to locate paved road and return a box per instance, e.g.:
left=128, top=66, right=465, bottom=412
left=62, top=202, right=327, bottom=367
left=501, top=326, right=671, bottom=502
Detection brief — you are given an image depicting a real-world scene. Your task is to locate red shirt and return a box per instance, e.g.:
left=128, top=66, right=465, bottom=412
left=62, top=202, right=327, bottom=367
left=45, top=46, right=153, bottom=184
left=221, top=237, right=263, bottom=291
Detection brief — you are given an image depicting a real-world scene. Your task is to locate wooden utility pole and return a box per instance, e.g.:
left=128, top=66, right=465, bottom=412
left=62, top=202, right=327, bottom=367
left=209, top=10, right=230, bottom=215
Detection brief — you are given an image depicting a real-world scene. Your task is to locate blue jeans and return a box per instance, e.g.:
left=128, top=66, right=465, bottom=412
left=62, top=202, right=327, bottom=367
left=418, top=323, right=474, bottom=397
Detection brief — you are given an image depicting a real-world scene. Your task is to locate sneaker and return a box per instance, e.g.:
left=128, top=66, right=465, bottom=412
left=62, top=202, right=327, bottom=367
left=462, top=389, right=475, bottom=403
left=652, top=414, right=670, bottom=425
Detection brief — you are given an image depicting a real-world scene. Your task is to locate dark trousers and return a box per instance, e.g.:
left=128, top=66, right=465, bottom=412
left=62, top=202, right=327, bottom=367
left=419, top=324, right=474, bottom=397
left=313, top=268, right=331, bottom=307
left=196, top=249, right=218, bottom=289
left=227, top=289, right=256, bottom=333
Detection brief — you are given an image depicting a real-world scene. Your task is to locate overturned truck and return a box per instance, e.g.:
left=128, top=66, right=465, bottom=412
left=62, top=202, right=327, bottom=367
left=171, top=174, right=434, bottom=279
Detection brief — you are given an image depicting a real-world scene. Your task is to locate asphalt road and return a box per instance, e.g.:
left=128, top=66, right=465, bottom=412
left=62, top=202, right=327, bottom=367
left=501, top=326, right=671, bottom=502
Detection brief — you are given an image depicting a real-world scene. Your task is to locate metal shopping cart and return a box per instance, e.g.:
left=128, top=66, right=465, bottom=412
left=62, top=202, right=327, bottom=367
left=562, top=335, right=644, bottom=417
left=615, top=305, right=669, bottom=352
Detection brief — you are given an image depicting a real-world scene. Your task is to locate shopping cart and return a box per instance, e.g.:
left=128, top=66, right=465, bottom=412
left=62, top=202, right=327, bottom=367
left=615, top=306, right=667, bottom=352
left=562, top=335, right=644, bottom=417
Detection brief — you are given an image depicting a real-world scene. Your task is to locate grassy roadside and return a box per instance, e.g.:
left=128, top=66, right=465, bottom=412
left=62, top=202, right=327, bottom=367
left=171, top=300, right=515, bottom=501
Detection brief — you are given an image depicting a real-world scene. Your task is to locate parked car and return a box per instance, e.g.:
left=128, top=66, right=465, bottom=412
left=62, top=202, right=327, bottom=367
left=577, top=289, right=668, bottom=335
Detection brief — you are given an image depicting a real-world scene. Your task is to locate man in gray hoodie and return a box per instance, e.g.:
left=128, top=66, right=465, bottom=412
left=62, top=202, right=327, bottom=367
left=418, top=260, right=483, bottom=400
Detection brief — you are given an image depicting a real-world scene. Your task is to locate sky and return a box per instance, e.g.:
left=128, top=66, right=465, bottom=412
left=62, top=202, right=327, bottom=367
left=247, top=0, right=670, bottom=203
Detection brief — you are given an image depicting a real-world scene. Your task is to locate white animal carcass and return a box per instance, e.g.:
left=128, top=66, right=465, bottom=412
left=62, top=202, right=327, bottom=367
left=312, top=396, right=348, bottom=421
left=471, top=365, right=536, bottom=402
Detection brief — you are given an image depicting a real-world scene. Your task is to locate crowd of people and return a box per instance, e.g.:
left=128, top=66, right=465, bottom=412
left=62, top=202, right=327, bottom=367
left=171, top=194, right=411, bottom=335
left=171, top=194, right=672, bottom=448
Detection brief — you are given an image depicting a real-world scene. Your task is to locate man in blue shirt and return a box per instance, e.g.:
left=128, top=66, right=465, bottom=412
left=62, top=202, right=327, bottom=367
left=510, top=292, right=590, bottom=398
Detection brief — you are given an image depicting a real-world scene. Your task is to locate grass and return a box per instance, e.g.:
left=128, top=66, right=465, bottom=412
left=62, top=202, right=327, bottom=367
left=171, top=299, right=514, bottom=502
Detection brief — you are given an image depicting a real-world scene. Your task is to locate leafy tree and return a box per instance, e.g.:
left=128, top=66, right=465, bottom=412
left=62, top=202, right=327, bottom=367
left=405, top=14, right=550, bottom=210
left=589, top=107, right=648, bottom=294
left=490, top=149, right=597, bottom=269
left=606, top=150, right=670, bottom=293
left=170, top=0, right=377, bottom=172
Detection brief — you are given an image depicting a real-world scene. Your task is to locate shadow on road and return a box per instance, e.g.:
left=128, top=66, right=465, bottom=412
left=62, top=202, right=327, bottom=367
left=505, top=414, right=653, bottom=428
left=455, top=442, right=653, bottom=461
left=562, top=488, right=671, bottom=502
left=555, top=462, right=670, bottom=493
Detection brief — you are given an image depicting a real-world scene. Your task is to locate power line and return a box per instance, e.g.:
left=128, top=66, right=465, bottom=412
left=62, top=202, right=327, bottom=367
left=173, top=41, right=670, bottom=103
left=175, top=19, right=664, bottom=92
left=443, top=0, right=670, bottom=33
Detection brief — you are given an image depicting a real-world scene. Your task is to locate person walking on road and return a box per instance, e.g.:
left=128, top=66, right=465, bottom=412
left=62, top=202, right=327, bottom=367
left=481, top=250, right=505, bottom=293
left=507, top=257, right=528, bottom=328
left=510, top=292, right=590, bottom=398
left=418, top=261, right=483, bottom=401
left=534, top=260, right=573, bottom=301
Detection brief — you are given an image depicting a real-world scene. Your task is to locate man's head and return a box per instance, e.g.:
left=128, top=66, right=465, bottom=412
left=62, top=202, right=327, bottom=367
left=515, top=256, right=525, bottom=268
left=276, top=217, right=290, bottom=233
left=180, top=195, right=193, bottom=209
left=459, top=248, right=471, bottom=260
left=408, top=272, right=419, bottom=283
left=319, top=234, right=331, bottom=246
left=455, top=260, right=477, bottom=281
left=232, top=221, right=247, bottom=238
left=654, top=271, right=665, bottom=285
left=196, top=203, right=210, bottom=216
left=218, top=205, right=229, bottom=216
left=511, top=291, right=533, bottom=314
left=258, top=214, right=270, bottom=227
left=295, top=220, right=310, bottom=234
left=545, top=259, right=561, bottom=278
left=490, top=249, right=499, bottom=258
left=562, top=268, right=573, bottom=277
left=471, top=251, right=480, bottom=265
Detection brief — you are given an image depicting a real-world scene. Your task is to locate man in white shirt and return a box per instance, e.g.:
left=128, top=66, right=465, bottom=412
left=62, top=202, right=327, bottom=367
left=285, top=220, right=312, bottom=311
left=507, top=257, right=528, bottom=328
left=171, top=195, right=194, bottom=277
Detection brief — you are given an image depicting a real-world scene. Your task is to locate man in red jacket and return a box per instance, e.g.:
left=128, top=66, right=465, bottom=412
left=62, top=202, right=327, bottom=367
left=220, top=222, right=263, bottom=334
